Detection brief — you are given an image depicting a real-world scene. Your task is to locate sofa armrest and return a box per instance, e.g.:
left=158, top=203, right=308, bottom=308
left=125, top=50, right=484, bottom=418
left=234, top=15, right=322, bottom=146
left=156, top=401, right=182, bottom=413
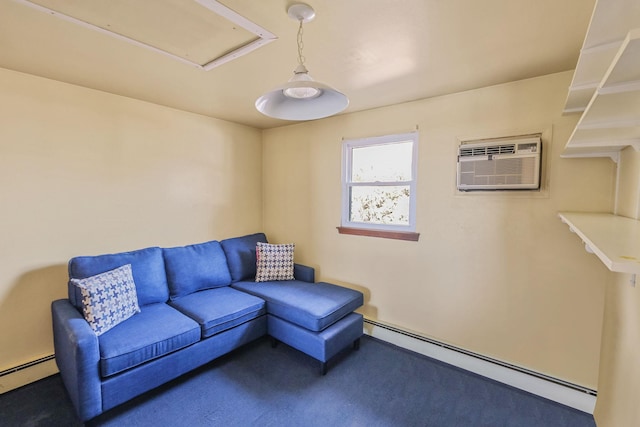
left=51, top=299, right=102, bottom=422
left=294, top=264, right=315, bottom=283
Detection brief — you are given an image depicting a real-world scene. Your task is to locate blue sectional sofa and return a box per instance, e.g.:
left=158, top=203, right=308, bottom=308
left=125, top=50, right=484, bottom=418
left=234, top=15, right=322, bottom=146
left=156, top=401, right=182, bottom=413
left=51, top=233, right=363, bottom=422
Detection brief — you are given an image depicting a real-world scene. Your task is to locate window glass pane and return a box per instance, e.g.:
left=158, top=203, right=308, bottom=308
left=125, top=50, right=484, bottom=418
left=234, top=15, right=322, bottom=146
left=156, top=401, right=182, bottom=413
left=349, top=185, right=410, bottom=225
left=351, top=141, right=413, bottom=182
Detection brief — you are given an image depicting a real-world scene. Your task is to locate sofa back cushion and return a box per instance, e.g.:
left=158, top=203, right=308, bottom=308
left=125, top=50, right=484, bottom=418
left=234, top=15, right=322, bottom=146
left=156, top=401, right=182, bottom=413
left=163, top=240, right=232, bottom=300
left=68, top=246, right=169, bottom=309
left=220, top=233, right=267, bottom=282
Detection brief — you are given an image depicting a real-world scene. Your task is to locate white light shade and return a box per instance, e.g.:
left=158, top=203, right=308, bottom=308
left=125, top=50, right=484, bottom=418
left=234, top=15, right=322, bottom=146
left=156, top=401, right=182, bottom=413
left=283, top=66, right=320, bottom=99
left=255, top=79, right=349, bottom=121
left=255, top=3, right=348, bottom=121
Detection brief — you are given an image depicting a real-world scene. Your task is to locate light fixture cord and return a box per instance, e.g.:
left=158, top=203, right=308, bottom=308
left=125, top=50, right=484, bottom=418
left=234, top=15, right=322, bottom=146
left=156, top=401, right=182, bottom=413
left=296, top=20, right=306, bottom=66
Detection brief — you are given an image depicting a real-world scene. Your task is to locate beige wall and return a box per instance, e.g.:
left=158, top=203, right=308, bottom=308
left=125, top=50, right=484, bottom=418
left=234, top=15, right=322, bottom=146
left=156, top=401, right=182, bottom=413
left=262, top=71, right=614, bottom=389
left=594, top=147, right=640, bottom=426
left=615, top=146, right=640, bottom=219
left=0, top=68, right=263, bottom=391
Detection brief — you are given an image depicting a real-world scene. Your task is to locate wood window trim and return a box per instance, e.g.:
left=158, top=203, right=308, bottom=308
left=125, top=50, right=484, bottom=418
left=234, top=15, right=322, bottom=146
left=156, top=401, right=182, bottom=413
left=337, top=226, right=420, bottom=241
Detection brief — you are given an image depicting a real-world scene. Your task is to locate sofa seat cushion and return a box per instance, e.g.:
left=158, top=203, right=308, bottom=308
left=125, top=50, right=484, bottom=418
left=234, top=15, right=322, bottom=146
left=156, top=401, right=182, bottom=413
left=98, top=303, right=200, bottom=378
left=231, top=281, right=363, bottom=332
left=170, top=287, right=266, bottom=338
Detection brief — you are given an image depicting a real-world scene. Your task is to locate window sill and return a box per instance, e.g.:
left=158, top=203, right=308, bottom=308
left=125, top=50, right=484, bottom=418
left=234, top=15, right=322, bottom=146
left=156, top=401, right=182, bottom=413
left=336, top=227, right=420, bottom=241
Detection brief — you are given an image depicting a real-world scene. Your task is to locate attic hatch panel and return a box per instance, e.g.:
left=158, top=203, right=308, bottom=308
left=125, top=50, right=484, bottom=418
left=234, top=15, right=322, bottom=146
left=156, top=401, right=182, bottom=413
left=26, top=0, right=268, bottom=67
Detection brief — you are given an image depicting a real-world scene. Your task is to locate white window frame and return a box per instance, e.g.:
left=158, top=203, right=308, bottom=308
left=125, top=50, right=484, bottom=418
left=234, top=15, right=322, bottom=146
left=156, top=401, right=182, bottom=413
left=341, top=132, right=418, bottom=233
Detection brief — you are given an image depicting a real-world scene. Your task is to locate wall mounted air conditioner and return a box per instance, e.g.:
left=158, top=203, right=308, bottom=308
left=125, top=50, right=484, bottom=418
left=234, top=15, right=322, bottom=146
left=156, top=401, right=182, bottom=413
left=456, top=135, right=542, bottom=191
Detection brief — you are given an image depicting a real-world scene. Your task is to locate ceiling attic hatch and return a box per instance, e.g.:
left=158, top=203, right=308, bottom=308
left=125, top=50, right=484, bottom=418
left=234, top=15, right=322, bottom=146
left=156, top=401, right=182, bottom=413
left=15, top=0, right=277, bottom=70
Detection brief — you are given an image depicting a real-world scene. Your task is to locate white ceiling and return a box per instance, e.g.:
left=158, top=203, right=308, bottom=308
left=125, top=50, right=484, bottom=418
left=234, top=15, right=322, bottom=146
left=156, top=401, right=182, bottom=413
left=1, top=0, right=595, bottom=129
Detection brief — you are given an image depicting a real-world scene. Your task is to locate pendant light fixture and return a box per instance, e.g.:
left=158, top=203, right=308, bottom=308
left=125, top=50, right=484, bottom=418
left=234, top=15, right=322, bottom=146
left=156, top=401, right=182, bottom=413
left=255, top=3, right=349, bottom=121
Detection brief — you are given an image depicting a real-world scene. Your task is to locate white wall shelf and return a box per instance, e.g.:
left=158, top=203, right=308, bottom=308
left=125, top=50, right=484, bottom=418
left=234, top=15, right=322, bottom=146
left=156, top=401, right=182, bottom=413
left=562, top=0, right=640, bottom=160
left=558, top=212, right=640, bottom=274
left=564, top=0, right=640, bottom=114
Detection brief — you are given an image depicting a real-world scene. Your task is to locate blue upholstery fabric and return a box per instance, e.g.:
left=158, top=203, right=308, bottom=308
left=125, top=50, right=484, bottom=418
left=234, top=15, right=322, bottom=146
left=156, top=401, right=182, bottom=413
left=232, top=281, right=363, bottom=332
left=52, top=300, right=102, bottom=422
left=293, top=263, right=315, bottom=283
left=268, top=312, right=363, bottom=362
left=220, top=233, right=267, bottom=282
left=98, top=303, right=200, bottom=377
left=163, top=240, right=232, bottom=300
left=170, top=287, right=266, bottom=338
left=54, top=236, right=364, bottom=421
left=68, top=247, right=168, bottom=308
left=100, top=316, right=266, bottom=414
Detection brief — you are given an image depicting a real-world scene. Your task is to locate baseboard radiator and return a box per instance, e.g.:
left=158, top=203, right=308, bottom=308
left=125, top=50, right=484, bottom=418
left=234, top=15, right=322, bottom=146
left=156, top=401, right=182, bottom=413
left=0, top=354, right=55, bottom=379
left=0, top=354, right=57, bottom=394
left=363, top=318, right=597, bottom=414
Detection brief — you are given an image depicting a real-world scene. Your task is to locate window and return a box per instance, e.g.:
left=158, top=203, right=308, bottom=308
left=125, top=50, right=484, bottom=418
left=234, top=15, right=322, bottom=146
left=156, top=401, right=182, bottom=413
left=339, top=132, right=419, bottom=241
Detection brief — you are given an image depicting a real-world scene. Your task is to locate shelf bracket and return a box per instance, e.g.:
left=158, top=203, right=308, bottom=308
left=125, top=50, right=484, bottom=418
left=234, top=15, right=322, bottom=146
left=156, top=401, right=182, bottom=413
left=610, top=152, right=620, bottom=163
left=584, top=242, right=594, bottom=254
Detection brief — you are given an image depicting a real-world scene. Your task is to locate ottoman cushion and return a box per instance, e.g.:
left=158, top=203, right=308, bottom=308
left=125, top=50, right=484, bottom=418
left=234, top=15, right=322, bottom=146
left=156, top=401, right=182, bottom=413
left=231, top=281, right=363, bottom=332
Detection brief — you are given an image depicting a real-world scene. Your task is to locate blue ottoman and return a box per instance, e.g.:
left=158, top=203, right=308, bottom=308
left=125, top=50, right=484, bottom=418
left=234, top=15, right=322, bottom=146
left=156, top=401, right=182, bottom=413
left=269, top=312, right=363, bottom=374
left=232, top=280, right=364, bottom=374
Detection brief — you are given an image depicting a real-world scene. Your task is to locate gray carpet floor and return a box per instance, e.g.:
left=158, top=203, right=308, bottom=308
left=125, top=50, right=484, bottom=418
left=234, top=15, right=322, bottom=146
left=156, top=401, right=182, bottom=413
left=0, top=336, right=596, bottom=426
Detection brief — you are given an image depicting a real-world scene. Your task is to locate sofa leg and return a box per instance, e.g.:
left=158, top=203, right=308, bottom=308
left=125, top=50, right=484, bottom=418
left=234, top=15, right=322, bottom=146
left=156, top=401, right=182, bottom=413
left=270, top=337, right=279, bottom=348
left=353, top=338, right=361, bottom=351
left=320, top=361, right=328, bottom=376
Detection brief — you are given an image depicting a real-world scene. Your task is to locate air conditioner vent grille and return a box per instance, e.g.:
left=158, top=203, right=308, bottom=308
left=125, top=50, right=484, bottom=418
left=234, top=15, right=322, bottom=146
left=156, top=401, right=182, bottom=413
left=456, top=135, right=541, bottom=191
left=459, top=144, right=516, bottom=157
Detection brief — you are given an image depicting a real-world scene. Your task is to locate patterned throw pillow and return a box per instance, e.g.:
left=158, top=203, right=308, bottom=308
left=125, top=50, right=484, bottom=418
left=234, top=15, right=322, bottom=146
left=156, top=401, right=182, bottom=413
left=255, top=242, right=295, bottom=282
left=71, top=264, right=141, bottom=336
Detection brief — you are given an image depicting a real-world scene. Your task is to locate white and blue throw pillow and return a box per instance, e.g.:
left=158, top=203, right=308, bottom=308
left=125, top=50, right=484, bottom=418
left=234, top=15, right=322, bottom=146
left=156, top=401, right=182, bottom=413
left=71, top=264, right=140, bottom=336
left=255, top=242, right=295, bottom=282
